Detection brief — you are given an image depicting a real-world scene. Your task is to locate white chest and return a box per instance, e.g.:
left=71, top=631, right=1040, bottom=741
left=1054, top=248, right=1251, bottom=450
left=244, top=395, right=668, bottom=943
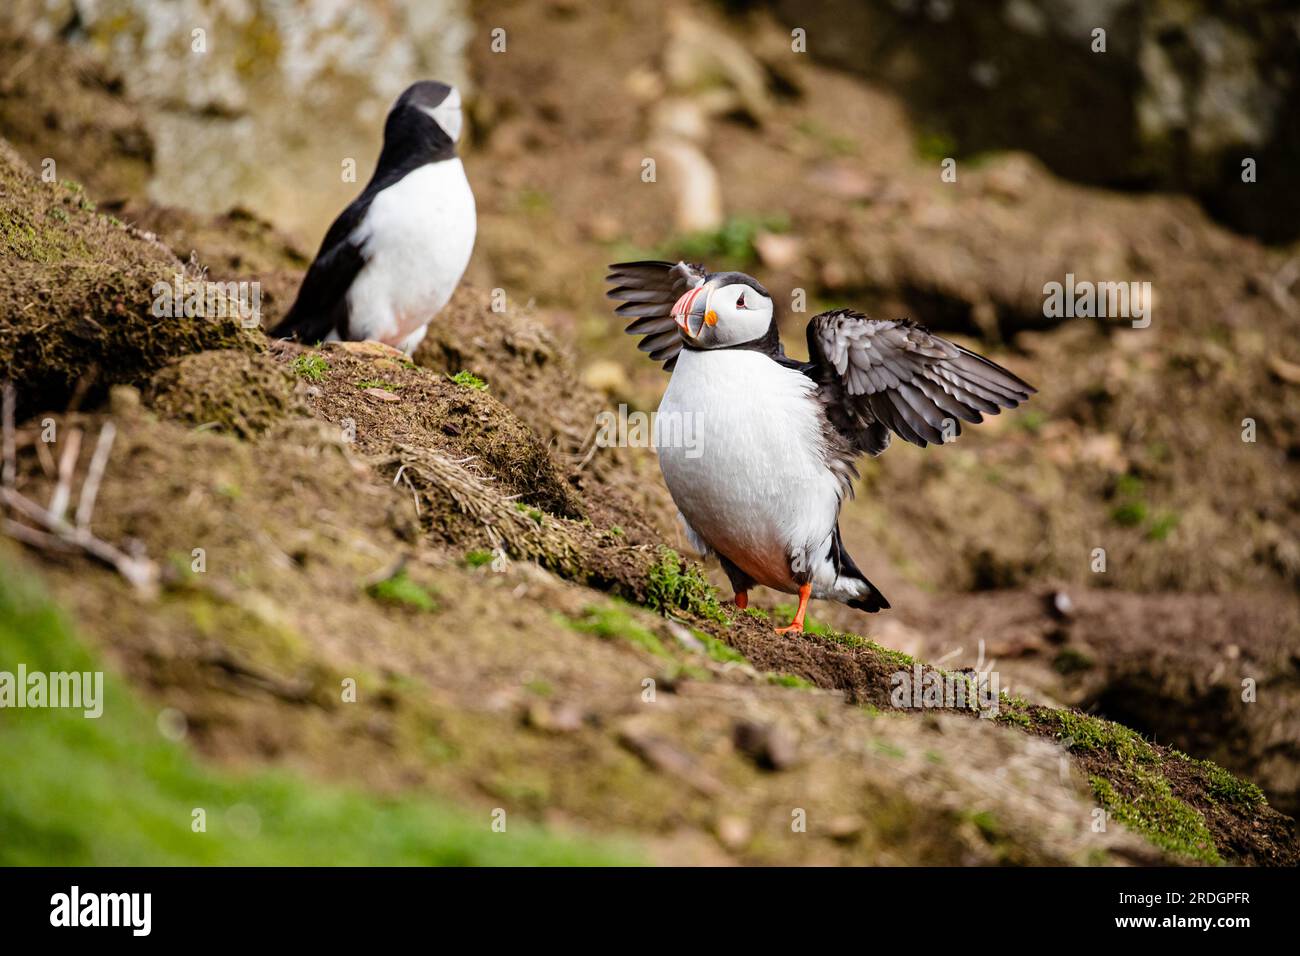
left=347, top=159, right=476, bottom=343
left=656, top=349, right=841, bottom=589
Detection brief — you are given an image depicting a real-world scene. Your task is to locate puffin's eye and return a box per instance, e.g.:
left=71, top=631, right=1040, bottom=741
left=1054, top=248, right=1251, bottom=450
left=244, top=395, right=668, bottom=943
left=736, top=292, right=748, bottom=309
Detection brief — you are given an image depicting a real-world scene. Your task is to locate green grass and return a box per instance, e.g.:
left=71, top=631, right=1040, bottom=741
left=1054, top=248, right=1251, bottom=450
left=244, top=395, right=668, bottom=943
left=644, top=549, right=727, bottom=623
left=661, top=214, right=791, bottom=267
left=691, top=629, right=746, bottom=665
left=562, top=604, right=669, bottom=658
left=915, top=131, right=958, bottom=162
left=1146, top=510, right=1180, bottom=541
left=1110, top=501, right=1147, bottom=527
left=1108, top=473, right=1180, bottom=539
left=366, top=569, right=437, bottom=612
left=1052, top=647, right=1095, bottom=675
left=514, top=502, right=544, bottom=525
left=290, top=353, right=329, bottom=381
left=463, top=549, right=494, bottom=569
left=1188, top=755, right=1264, bottom=808
left=989, top=697, right=1270, bottom=862
left=0, top=561, right=637, bottom=865
left=1048, top=709, right=1157, bottom=764
left=449, top=370, right=488, bottom=391
left=994, top=695, right=1033, bottom=729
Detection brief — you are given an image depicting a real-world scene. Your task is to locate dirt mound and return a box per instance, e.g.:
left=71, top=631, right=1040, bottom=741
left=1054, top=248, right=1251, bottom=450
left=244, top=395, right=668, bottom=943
left=414, top=289, right=679, bottom=546
left=0, top=142, right=260, bottom=412
left=147, top=350, right=302, bottom=439
left=106, top=203, right=311, bottom=333
left=275, top=337, right=585, bottom=520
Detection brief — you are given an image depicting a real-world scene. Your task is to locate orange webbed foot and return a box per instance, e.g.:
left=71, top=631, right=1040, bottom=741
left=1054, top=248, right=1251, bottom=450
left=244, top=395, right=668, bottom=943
left=775, top=583, right=812, bottom=635
left=734, top=591, right=748, bottom=610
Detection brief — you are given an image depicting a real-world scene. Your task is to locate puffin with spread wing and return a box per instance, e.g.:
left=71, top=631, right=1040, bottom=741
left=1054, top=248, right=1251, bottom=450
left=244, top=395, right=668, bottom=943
left=606, top=260, right=1035, bottom=633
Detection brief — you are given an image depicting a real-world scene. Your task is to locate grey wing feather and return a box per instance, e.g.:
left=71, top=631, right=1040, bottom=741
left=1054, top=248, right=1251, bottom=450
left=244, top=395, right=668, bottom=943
left=605, top=260, right=708, bottom=371
left=806, top=309, right=1035, bottom=458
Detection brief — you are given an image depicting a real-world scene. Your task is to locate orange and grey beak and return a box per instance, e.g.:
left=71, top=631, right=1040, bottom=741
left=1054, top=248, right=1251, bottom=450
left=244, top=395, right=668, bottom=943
left=670, top=286, right=717, bottom=340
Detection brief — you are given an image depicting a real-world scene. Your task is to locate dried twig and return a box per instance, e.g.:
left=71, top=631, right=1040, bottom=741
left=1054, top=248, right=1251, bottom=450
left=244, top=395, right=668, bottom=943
left=75, top=422, right=116, bottom=530
left=575, top=436, right=601, bottom=471
left=2, top=518, right=74, bottom=552
left=392, top=463, right=421, bottom=517
left=1, top=486, right=158, bottom=596
left=48, top=427, right=82, bottom=521
left=34, top=436, right=55, bottom=478
left=0, top=390, right=157, bottom=596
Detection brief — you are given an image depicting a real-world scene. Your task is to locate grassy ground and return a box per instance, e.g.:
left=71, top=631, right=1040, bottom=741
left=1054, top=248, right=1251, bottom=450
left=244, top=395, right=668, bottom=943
left=0, top=561, right=638, bottom=866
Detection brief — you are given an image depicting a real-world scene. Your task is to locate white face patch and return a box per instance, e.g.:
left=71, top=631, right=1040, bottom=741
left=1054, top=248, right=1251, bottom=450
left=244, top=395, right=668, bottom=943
left=705, top=282, right=774, bottom=347
left=420, top=87, right=462, bottom=143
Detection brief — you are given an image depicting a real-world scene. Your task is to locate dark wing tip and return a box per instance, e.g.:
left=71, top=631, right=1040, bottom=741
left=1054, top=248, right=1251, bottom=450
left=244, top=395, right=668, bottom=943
left=954, top=345, right=1037, bottom=396
left=607, top=259, right=678, bottom=271
left=604, top=261, right=709, bottom=373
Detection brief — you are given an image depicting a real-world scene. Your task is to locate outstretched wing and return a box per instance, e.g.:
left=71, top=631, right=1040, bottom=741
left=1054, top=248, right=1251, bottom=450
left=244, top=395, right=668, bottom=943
left=605, top=260, right=708, bottom=371
left=268, top=198, right=372, bottom=343
left=806, top=310, right=1035, bottom=454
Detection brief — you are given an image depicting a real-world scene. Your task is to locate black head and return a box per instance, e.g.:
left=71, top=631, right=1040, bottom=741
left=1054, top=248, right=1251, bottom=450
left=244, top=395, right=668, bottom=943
left=379, top=81, right=463, bottom=166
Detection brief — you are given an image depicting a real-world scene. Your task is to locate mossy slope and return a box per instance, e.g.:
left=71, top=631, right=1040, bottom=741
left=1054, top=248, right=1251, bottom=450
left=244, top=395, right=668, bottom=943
left=0, top=142, right=260, bottom=412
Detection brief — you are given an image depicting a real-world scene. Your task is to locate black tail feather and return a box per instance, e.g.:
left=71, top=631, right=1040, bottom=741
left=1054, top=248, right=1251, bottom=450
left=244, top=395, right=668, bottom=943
left=832, top=525, right=890, bottom=612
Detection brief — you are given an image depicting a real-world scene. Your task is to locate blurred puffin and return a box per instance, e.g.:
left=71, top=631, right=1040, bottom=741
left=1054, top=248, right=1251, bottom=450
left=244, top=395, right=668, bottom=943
left=606, top=260, right=1035, bottom=633
left=270, top=81, right=475, bottom=354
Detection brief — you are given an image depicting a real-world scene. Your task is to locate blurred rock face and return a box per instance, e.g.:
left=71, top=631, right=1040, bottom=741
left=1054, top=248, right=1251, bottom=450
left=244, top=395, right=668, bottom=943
left=763, top=0, right=1299, bottom=243
left=0, top=0, right=469, bottom=242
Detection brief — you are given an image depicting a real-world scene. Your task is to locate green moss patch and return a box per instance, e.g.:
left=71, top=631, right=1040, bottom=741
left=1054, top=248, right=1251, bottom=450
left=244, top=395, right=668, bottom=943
left=561, top=604, right=669, bottom=659
left=291, top=353, right=329, bottom=380
left=692, top=628, right=747, bottom=665
left=366, top=569, right=438, bottom=613
left=449, top=370, right=488, bottom=391
left=1090, top=775, right=1219, bottom=864
left=991, top=701, right=1294, bottom=865
left=644, top=548, right=727, bottom=623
